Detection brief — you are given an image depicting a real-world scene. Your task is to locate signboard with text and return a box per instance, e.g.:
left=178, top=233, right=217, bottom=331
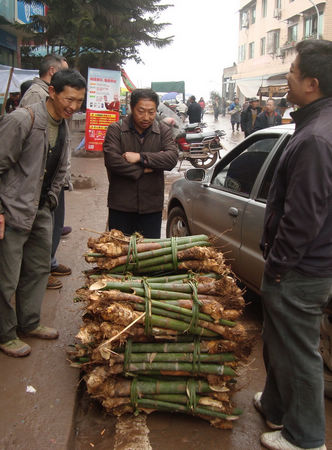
left=85, top=110, right=119, bottom=152
left=85, top=67, right=120, bottom=151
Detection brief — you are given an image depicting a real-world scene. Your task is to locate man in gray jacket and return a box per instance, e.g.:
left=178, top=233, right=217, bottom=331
left=0, top=69, right=86, bottom=357
left=20, top=54, right=71, bottom=290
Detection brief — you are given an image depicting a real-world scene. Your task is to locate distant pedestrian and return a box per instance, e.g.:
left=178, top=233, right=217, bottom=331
left=198, top=97, right=206, bottom=120
left=228, top=97, right=242, bottom=132
left=253, top=98, right=282, bottom=132
left=187, top=96, right=202, bottom=123
left=241, top=97, right=262, bottom=137
left=257, top=39, right=332, bottom=450
left=213, top=100, right=219, bottom=121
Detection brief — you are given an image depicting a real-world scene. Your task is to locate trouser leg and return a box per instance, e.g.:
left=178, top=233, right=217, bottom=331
left=51, top=187, right=65, bottom=270
left=0, top=226, right=28, bottom=342
left=108, top=209, right=137, bottom=235
left=261, top=271, right=332, bottom=448
left=108, top=209, right=162, bottom=238
left=16, top=205, right=52, bottom=334
left=137, top=212, right=162, bottom=239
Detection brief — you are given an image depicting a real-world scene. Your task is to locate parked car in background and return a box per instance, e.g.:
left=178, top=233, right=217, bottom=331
left=166, top=123, right=332, bottom=397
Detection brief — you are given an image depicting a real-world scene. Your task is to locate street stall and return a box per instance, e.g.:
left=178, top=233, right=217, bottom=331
left=69, top=230, right=252, bottom=429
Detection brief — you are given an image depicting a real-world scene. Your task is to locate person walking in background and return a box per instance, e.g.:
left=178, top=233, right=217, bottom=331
left=213, top=99, right=219, bottom=121
left=253, top=98, right=282, bottom=132
left=187, top=96, right=202, bottom=123
left=0, top=70, right=86, bottom=357
left=198, top=97, right=205, bottom=120
left=228, top=97, right=242, bottom=132
left=20, top=54, right=72, bottom=290
left=256, top=39, right=332, bottom=450
left=103, top=88, right=178, bottom=239
left=5, top=92, right=20, bottom=113
left=241, top=97, right=262, bottom=137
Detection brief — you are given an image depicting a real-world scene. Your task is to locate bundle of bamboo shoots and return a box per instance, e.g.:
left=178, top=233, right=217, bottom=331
left=71, top=230, right=251, bottom=428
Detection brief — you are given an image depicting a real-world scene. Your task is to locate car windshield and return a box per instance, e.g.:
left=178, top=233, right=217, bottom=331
left=211, top=137, right=279, bottom=196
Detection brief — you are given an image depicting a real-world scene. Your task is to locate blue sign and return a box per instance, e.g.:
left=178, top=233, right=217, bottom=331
left=17, top=1, right=45, bottom=24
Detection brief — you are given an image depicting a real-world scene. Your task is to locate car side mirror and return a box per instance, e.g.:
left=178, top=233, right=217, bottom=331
left=185, top=168, right=205, bottom=182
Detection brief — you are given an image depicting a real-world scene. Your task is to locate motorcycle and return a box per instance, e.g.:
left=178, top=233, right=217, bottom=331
left=183, top=122, right=207, bottom=133
left=175, top=128, right=225, bottom=169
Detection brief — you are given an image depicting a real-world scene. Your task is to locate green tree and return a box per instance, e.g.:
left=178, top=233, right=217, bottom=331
left=18, top=0, right=173, bottom=73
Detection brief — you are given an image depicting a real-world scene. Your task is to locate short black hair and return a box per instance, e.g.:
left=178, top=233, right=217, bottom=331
left=130, top=89, right=159, bottom=109
left=296, top=39, right=332, bottom=97
left=20, top=79, right=34, bottom=97
left=50, top=69, right=86, bottom=93
left=39, top=54, right=67, bottom=77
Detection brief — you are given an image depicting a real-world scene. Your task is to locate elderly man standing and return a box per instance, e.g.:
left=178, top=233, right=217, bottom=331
left=20, top=54, right=72, bottom=291
left=253, top=98, right=282, bottom=132
left=103, top=88, right=178, bottom=239
left=241, top=97, right=262, bottom=137
left=256, top=39, right=332, bottom=450
left=0, top=69, right=86, bottom=357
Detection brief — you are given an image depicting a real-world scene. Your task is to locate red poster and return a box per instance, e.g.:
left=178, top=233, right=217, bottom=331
left=85, top=109, right=119, bottom=152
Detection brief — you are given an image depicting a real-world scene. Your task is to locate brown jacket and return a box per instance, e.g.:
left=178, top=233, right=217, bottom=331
left=103, top=116, right=178, bottom=213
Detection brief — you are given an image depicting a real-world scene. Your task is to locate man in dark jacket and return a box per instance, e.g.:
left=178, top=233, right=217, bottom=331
left=103, top=88, right=178, bottom=238
left=187, top=95, right=202, bottom=123
left=0, top=70, right=86, bottom=358
left=241, top=97, right=262, bottom=137
left=256, top=40, right=332, bottom=450
left=253, top=98, right=282, bottom=132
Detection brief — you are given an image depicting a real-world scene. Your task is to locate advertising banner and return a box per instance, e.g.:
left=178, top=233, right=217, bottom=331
left=85, top=67, right=121, bottom=151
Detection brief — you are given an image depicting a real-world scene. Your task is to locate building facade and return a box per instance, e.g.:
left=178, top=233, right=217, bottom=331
left=235, top=0, right=331, bottom=100
left=0, top=0, right=45, bottom=67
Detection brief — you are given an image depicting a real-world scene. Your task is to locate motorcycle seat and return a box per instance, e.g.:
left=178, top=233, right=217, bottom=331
left=185, top=131, right=219, bottom=142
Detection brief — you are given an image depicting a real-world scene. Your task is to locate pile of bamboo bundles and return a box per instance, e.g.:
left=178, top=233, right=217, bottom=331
left=70, top=230, right=251, bottom=429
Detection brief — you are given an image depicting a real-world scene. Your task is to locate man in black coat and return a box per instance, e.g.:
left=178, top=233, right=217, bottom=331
left=187, top=96, right=202, bottom=123
left=241, top=97, right=262, bottom=137
left=256, top=39, right=332, bottom=450
left=253, top=98, right=282, bottom=132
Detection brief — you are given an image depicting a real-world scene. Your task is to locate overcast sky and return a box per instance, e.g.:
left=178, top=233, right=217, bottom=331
left=124, top=0, right=240, bottom=100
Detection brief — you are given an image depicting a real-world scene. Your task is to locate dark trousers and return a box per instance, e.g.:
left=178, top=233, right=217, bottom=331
left=261, top=270, right=332, bottom=448
left=108, top=209, right=162, bottom=239
left=51, top=187, right=65, bottom=270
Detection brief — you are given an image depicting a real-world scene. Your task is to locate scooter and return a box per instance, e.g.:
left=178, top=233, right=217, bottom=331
left=175, top=128, right=225, bottom=169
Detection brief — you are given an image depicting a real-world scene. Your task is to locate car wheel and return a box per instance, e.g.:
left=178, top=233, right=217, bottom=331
left=166, top=206, right=190, bottom=238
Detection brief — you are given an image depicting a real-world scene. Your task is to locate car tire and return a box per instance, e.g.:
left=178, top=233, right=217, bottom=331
left=166, top=206, right=190, bottom=238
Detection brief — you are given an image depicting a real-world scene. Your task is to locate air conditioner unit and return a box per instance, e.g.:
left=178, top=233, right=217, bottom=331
left=273, top=8, right=281, bottom=19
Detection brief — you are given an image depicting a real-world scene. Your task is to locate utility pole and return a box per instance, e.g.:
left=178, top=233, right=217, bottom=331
left=308, top=0, right=320, bottom=39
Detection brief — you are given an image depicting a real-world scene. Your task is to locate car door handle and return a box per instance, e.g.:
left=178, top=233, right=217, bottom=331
left=228, top=207, right=239, bottom=217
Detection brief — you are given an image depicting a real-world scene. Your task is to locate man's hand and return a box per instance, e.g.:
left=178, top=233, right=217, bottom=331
left=0, top=214, right=5, bottom=240
left=123, top=152, right=140, bottom=164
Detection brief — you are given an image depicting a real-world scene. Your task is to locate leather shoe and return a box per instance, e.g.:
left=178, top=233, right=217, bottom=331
left=62, top=226, right=72, bottom=236
left=0, top=339, right=31, bottom=357
left=51, top=264, right=72, bottom=276
left=47, top=275, right=63, bottom=289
